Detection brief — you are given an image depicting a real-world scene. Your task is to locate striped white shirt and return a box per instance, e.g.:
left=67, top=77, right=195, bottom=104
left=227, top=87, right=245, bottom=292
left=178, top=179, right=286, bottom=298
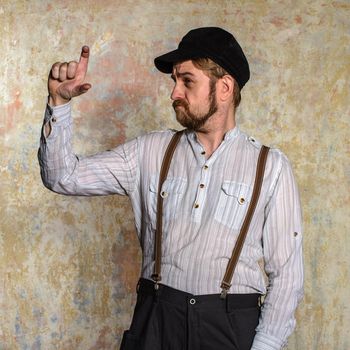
left=38, top=102, right=303, bottom=350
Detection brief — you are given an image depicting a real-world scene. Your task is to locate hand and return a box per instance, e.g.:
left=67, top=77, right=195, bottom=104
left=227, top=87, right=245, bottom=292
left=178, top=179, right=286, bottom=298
left=48, top=46, right=92, bottom=106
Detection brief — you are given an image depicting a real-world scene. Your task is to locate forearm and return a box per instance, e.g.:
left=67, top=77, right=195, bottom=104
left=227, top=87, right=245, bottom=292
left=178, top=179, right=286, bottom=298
left=38, top=102, right=136, bottom=196
left=38, top=102, right=78, bottom=194
left=251, top=243, right=304, bottom=349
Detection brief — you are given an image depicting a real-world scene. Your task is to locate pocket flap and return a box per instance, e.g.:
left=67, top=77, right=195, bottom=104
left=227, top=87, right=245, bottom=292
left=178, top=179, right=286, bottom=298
left=221, top=181, right=252, bottom=204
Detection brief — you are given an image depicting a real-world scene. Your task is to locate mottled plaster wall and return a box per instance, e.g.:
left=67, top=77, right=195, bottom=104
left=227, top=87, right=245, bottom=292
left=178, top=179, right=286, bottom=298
left=0, top=1, right=349, bottom=349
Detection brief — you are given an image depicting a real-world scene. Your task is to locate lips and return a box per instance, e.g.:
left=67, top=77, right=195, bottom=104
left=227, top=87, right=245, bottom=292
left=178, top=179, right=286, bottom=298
left=173, top=100, right=188, bottom=109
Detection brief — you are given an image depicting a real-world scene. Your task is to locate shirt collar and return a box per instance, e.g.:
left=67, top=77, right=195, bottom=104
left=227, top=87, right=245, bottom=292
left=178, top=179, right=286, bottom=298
left=223, top=126, right=240, bottom=141
left=185, top=125, right=240, bottom=144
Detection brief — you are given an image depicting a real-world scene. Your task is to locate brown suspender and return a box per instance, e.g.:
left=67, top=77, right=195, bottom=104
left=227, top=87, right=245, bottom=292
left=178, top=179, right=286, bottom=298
left=151, top=130, right=185, bottom=287
left=151, top=130, right=270, bottom=297
left=220, top=145, right=270, bottom=298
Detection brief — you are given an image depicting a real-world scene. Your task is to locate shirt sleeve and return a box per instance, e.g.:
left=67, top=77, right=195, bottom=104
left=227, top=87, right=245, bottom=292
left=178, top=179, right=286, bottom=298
left=38, top=102, right=139, bottom=196
left=251, top=152, right=304, bottom=350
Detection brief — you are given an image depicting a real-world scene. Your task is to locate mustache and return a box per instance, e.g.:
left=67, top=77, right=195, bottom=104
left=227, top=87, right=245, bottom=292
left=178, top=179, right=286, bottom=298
left=172, top=100, right=188, bottom=109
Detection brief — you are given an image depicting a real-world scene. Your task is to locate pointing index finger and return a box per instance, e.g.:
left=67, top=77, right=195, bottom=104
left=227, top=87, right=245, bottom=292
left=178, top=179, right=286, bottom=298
left=80, top=45, right=89, bottom=61
left=77, top=45, right=89, bottom=77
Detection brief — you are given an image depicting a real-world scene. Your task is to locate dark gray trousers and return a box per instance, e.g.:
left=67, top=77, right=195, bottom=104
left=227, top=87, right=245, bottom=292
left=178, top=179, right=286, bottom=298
left=120, top=278, right=260, bottom=350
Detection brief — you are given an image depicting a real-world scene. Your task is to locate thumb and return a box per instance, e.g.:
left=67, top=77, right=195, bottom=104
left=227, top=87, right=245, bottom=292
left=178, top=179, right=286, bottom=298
left=72, top=83, right=92, bottom=97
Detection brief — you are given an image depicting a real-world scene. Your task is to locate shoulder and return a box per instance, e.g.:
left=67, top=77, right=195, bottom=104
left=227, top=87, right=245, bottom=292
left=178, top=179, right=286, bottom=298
left=242, top=133, right=298, bottom=200
left=238, top=130, right=294, bottom=183
left=137, top=129, right=178, bottom=142
left=135, top=129, right=182, bottom=151
left=240, top=130, right=289, bottom=165
left=119, top=129, right=178, bottom=149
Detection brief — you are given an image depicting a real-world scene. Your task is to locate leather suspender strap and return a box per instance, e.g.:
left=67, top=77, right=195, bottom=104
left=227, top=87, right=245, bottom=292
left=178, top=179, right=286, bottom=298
left=220, top=145, right=270, bottom=298
left=152, top=130, right=184, bottom=288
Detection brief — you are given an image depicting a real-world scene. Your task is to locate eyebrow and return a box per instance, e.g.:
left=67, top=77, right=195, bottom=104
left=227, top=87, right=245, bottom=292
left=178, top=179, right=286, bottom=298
left=171, top=72, right=195, bottom=80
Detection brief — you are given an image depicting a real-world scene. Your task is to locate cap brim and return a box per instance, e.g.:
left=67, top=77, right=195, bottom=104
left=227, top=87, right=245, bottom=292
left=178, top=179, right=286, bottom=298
left=154, top=48, right=203, bottom=73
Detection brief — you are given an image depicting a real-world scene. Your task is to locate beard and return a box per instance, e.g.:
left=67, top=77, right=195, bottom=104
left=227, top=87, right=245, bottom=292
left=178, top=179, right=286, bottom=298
left=172, top=80, right=218, bottom=131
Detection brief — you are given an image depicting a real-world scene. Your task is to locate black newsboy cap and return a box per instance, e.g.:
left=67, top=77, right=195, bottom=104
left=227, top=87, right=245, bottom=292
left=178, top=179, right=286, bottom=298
left=154, top=27, right=250, bottom=89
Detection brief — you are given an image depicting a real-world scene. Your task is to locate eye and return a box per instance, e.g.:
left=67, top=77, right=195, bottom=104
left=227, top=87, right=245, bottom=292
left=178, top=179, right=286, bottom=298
left=184, top=78, right=193, bottom=87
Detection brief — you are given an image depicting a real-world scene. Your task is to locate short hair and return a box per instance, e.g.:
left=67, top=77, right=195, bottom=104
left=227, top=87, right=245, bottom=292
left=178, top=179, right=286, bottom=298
left=192, top=58, right=241, bottom=108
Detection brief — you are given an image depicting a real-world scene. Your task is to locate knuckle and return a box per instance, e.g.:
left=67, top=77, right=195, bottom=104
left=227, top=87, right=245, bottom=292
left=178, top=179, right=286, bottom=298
left=68, top=61, right=77, bottom=71
left=67, top=62, right=77, bottom=78
left=60, top=62, right=68, bottom=71
left=51, top=62, right=61, bottom=78
left=51, top=62, right=59, bottom=71
left=58, top=63, right=68, bottom=81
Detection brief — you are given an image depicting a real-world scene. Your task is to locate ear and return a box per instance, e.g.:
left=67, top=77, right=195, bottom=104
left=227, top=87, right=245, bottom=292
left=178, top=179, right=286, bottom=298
left=217, top=75, right=234, bottom=103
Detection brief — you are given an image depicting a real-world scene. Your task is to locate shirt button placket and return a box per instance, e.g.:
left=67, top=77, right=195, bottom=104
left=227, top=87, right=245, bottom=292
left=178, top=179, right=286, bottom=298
left=192, top=162, right=210, bottom=221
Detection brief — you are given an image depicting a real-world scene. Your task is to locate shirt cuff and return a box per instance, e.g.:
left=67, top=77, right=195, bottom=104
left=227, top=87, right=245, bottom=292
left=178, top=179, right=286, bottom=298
left=43, top=101, right=72, bottom=139
left=251, top=331, right=285, bottom=350
left=46, top=101, right=71, bottom=122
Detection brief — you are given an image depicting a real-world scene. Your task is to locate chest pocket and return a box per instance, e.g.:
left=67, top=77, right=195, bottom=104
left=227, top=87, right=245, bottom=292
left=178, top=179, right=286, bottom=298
left=214, top=181, right=253, bottom=230
left=148, top=177, right=187, bottom=226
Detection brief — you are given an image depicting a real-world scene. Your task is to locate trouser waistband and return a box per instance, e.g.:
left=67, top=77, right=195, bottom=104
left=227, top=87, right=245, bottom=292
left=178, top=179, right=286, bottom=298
left=137, top=278, right=261, bottom=310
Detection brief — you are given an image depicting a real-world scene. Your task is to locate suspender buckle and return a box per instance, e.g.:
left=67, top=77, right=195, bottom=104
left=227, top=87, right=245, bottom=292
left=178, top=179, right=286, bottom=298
left=220, top=288, right=228, bottom=299
left=151, top=273, right=161, bottom=291
left=220, top=282, right=231, bottom=299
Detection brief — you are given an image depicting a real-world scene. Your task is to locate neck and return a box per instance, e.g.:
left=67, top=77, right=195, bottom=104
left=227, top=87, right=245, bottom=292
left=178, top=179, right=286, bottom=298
left=195, top=107, right=236, bottom=158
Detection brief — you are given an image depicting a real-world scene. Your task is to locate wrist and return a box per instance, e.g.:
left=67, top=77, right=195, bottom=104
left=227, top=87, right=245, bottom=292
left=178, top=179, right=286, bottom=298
left=48, top=94, right=70, bottom=107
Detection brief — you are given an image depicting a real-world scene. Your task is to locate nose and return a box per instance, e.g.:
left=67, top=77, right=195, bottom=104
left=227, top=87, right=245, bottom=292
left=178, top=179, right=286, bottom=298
left=171, top=82, right=184, bottom=101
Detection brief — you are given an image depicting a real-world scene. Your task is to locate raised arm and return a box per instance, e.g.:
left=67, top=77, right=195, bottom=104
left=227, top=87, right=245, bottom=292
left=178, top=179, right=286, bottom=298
left=39, top=47, right=139, bottom=197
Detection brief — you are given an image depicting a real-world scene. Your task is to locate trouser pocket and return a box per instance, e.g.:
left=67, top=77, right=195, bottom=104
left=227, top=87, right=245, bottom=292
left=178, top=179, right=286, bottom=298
left=120, top=292, right=159, bottom=350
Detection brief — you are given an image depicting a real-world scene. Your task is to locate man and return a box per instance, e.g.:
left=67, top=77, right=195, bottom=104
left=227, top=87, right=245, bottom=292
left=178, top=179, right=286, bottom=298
left=39, top=27, right=303, bottom=350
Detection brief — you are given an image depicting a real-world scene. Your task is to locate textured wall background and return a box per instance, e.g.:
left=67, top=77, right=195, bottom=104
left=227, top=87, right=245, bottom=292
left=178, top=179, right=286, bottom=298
left=1, top=0, right=349, bottom=349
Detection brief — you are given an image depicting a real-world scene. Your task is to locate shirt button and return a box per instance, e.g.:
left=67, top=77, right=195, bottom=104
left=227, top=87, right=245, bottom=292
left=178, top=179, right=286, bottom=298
left=51, top=117, right=57, bottom=123
left=249, top=136, right=255, bottom=142
left=160, top=191, right=168, bottom=198
left=199, top=184, right=205, bottom=189
left=294, top=232, right=298, bottom=237
left=201, top=151, right=206, bottom=155
left=194, top=203, right=199, bottom=209
left=238, top=197, right=245, bottom=204
left=189, top=298, right=196, bottom=305
left=204, top=165, right=209, bottom=170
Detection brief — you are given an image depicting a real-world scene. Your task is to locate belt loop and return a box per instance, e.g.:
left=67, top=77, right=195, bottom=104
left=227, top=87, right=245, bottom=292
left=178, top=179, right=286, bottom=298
left=153, top=281, right=160, bottom=302
left=225, top=293, right=231, bottom=313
